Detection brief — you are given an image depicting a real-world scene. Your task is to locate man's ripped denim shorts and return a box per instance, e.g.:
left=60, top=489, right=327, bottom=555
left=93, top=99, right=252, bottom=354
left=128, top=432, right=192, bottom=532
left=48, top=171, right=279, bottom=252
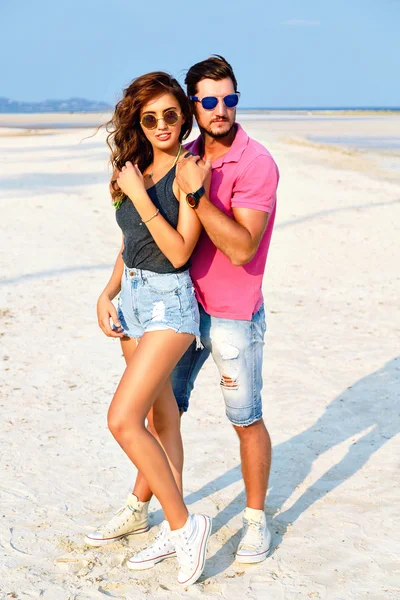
left=171, top=304, right=267, bottom=427
left=117, top=266, right=200, bottom=339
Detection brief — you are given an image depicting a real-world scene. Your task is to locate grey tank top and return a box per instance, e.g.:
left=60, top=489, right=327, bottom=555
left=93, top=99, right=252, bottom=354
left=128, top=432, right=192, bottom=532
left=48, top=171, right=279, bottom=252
left=115, top=165, right=190, bottom=273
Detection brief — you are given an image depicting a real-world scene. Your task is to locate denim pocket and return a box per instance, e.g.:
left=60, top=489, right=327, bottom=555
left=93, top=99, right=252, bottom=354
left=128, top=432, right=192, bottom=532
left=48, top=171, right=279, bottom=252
left=144, top=274, right=180, bottom=295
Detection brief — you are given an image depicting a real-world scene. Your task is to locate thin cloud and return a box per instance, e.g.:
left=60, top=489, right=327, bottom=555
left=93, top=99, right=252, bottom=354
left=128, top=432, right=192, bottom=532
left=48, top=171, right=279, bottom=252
left=282, top=19, right=321, bottom=27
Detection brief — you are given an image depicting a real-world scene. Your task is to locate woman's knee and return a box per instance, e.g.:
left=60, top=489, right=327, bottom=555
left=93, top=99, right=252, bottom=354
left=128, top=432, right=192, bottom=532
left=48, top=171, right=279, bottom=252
left=107, top=407, right=142, bottom=442
left=107, top=408, right=125, bottom=439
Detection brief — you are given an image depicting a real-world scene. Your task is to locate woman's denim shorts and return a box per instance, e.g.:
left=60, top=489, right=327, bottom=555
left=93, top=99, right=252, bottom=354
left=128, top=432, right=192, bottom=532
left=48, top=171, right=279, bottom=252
left=117, top=265, right=200, bottom=339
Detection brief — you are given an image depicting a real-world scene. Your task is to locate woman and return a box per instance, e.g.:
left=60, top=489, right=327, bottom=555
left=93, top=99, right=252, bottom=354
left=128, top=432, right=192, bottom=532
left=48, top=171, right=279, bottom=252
left=93, top=72, right=211, bottom=586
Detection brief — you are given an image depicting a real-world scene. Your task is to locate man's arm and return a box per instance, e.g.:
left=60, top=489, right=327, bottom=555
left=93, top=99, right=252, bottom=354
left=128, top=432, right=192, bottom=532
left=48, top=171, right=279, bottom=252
left=194, top=198, right=269, bottom=266
left=176, top=154, right=278, bottom=266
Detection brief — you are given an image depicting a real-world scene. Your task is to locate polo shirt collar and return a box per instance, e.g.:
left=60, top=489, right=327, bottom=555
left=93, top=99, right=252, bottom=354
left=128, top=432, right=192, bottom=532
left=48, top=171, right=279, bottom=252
left=190, top=123, right=248, bottom=168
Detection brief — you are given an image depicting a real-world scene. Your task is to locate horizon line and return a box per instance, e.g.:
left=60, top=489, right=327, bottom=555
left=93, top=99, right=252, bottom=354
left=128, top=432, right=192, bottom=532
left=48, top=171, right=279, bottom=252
left=1, top=106, right=399, bottom=116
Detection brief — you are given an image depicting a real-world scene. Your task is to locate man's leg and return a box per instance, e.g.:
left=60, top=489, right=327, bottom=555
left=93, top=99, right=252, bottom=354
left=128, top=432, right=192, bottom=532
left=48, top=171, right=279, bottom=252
left=233, top=418, right=272, bottom=510
left=205, top=304, right=272, bottom=562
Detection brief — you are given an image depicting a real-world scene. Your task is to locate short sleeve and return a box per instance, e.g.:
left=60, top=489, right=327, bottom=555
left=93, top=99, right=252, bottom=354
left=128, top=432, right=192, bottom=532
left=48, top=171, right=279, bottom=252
left=231, top=154, right=279, bottom=212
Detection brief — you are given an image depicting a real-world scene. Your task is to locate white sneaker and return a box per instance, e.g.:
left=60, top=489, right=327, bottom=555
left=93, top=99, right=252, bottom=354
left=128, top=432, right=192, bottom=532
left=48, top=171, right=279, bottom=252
left=170, top=513, right=212, bottom=586
left=84, top=494, right=149, bottom=547
left=127, top=520, right=176, bottom=570
left=235, top=507, right=271, bottom=563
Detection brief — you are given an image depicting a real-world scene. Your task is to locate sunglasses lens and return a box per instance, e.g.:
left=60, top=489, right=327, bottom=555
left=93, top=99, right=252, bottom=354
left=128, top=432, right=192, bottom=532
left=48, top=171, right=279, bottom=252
left=164, top=110, right=179, bottom=125
left=201, top=97, right=218, bottom=110
left=224, top=94, right=239, bottom=108
left=141, top=114, right=157, bottom=129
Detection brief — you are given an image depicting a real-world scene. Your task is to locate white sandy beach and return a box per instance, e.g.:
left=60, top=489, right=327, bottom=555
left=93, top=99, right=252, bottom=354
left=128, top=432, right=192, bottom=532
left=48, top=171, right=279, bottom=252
left=0, top=115, right=399, bottom=599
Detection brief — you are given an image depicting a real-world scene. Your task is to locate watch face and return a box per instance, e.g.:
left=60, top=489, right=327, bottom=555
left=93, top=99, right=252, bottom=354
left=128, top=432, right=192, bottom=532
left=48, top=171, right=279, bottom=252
left=186, top=194, right=197, bottom=208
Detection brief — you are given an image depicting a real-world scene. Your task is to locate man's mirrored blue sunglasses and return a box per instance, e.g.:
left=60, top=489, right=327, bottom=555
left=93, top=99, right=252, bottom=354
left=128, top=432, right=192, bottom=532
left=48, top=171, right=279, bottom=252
left=189, top=93, right=241, bottom=110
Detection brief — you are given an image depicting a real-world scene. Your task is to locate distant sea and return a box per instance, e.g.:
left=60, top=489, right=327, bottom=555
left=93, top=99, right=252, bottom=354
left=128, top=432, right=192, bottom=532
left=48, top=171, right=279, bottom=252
left=241, top=107, right=400, bottom=112
left=308, top=136, right=400, bottom=150
left=1, top=107, right=400, bottom=153
left=240, top=109, right=400, bottom=153
left=239, top=109, right=400, bottom=152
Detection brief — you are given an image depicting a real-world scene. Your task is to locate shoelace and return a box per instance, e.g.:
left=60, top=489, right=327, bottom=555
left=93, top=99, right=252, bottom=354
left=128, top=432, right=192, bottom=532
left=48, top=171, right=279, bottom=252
left=138, top=523, right=171, bottom=558
left=173, top=532, right=194, bottom=569
left=100, top=505, right=137, bottom=533
left=154, top=523, right=169, bottom=547
left=240, top=520, right=264, bottom=550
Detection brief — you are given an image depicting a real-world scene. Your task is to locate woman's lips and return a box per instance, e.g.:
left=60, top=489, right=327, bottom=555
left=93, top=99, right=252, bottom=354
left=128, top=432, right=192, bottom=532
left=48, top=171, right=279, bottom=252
left=156, top=133, right=171, bottom=141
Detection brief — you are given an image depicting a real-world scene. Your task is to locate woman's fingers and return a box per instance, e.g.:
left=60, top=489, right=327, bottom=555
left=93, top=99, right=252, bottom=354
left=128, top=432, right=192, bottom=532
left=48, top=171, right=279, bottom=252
left=109, top=304, right=122, bottom=329
left=119, top=162, right=140, bottom=177
left=99, top=317, right=124, bottom=338
left=98, top=315, right=112, bottom=336
left=98, top=311, right=124, bottom=338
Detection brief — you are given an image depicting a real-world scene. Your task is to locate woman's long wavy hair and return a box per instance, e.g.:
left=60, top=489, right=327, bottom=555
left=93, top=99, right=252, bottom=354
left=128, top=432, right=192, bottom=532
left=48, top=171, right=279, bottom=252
left=106, top=72, right=193, bottom=205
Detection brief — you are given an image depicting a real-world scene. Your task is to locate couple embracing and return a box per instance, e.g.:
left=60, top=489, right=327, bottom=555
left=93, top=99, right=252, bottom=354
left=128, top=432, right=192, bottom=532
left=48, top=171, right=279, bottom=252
left=85, top=55, right=279, bottom=586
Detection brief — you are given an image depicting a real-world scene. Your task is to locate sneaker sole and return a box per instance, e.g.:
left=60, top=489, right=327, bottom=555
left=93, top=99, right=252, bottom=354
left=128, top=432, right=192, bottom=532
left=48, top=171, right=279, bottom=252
left=178, top=515, right=212, bottom=586
left=235, top=545, right=271, bottom=564
left=127, top=550, right=177, bottom=571
left=84, top=525, right=150, bottom=547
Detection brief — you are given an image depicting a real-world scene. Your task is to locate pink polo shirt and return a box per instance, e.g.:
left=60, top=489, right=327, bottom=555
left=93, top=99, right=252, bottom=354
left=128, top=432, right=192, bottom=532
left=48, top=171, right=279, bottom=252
left=186, top=123, right=279, bottom=321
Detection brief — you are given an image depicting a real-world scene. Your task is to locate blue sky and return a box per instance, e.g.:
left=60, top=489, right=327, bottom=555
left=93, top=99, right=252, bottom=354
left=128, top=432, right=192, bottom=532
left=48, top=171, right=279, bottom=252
left=1, top=0, right=399, bottom=108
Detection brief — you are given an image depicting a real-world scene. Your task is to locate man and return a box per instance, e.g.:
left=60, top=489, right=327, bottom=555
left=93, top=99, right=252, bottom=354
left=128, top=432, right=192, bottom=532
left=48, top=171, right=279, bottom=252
left=86, top=55, right=279, bottom=568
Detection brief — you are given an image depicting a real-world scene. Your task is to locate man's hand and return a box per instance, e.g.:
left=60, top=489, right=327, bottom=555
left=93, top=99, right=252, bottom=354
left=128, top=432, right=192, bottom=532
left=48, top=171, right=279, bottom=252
left=117, top=162, right=146, bottom=200
left=176, top=155, right=212, bottom=196
left=97, top=293, right=125, bottom=338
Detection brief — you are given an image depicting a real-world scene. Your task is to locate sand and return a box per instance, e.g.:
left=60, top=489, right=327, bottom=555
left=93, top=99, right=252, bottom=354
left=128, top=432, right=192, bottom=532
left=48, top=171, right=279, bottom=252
left=0, top=114, right=399, bottom=599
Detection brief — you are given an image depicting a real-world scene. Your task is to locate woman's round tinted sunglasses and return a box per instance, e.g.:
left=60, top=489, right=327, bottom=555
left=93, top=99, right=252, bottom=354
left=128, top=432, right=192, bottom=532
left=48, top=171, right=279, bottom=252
left=189, top=93, right=240, bottom=111
left=140, top=109, right=181, bottom=130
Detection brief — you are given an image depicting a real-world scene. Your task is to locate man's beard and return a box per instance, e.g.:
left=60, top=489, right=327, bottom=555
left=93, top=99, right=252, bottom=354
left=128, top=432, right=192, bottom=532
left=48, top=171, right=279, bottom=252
left=200, top=121, right=235, bottom=139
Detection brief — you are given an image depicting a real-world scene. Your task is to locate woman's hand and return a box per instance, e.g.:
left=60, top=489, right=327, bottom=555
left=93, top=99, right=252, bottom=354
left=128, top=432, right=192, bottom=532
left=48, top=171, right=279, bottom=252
left=97, top=293, right=125, bottom=338
left=116, top=162, right=146, bottom=201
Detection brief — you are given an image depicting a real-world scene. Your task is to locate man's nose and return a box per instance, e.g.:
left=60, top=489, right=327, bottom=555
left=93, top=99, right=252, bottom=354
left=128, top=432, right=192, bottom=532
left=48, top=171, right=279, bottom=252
left=215, top=98, right=228, bottom=115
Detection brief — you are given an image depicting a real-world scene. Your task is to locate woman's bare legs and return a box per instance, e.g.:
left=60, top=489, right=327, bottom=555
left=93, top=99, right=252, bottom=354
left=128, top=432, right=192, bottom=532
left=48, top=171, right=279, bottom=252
left=121, top=338, right=183, bottom=501
left=108, top=330, right=192, bottom=530
left=151, top=378, right=184, bottom=495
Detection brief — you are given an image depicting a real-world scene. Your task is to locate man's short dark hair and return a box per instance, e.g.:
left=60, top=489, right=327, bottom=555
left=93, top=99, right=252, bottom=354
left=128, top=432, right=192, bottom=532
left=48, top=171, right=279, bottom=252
left=185, top=55, right=238, bottom=97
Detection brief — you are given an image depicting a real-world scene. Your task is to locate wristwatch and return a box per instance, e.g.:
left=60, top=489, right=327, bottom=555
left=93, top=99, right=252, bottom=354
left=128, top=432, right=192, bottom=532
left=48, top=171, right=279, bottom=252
left=186, top=186, right=205, bottom=209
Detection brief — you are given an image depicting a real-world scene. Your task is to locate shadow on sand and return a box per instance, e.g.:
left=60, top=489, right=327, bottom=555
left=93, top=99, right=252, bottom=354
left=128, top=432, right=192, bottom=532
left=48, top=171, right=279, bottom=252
left=198, top=356, right=400, bottom=578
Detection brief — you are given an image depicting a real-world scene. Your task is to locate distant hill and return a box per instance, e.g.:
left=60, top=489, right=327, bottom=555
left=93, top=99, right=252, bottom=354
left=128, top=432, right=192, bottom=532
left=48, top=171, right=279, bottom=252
left=0, top=97, right=112, bottom=113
